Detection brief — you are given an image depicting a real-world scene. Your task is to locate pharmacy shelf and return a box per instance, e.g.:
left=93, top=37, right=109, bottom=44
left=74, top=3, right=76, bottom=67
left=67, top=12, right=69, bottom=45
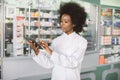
left=100, top=8, right=120, bottom=65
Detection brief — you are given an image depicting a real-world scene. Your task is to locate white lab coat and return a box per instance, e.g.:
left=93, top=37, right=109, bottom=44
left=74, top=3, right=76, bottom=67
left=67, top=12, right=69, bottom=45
left=33, top=32, right=87, bottom=80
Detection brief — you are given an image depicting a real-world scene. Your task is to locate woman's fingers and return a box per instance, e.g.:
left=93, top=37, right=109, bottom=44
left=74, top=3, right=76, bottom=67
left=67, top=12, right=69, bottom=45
left=28, top=40, right=33, bottom=46
left=26, top=40, right=40, bottom=55
left=40, top=42, right=47, bottom=49
left=28, top=40, right=37, bottom=50
left=41, top=41, right=48, bottom=47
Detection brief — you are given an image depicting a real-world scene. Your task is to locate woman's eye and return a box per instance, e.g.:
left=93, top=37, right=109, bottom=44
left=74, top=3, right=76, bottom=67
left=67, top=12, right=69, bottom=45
left=65, top=21, right=68, bottom=23
left=60, top=20, right=68, bottom=23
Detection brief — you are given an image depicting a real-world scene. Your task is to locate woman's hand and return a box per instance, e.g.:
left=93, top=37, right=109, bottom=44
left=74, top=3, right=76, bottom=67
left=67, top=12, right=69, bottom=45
left=40, top=41, right=52, bottom=55
left=28, top=40, right=40, bottom=55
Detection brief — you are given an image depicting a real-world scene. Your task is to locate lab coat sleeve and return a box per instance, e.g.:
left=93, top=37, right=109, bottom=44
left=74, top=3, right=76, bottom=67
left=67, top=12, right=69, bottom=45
left=50, top=41, right=87, bottom=69
left=33, top=50, right=54, bottom=69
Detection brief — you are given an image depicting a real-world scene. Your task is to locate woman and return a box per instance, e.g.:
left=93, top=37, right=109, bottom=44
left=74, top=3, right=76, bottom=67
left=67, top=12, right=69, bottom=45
left=29, top=2, right=87, bottom=80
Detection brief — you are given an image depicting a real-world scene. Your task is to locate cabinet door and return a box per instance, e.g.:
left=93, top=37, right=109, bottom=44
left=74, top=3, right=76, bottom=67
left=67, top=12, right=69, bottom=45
left=74, top=1, right=100, bottom=53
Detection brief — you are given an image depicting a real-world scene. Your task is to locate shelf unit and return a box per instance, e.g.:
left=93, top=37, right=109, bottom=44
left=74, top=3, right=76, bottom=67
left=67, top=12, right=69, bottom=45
left=99, top=8, right=120, bottom=64
left=3, top=0, right=62, bottom=57
left=2, top=0, right=100, bottom=58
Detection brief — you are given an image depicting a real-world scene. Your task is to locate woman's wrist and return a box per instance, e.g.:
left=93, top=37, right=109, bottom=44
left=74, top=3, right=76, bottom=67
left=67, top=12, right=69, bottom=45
left=47, top=47, right=53, bottom=55
left=49, top=49, right=53, bottom=55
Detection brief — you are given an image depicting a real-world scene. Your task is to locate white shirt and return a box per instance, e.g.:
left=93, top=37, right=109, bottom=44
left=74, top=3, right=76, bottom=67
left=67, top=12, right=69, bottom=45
left=33, top=32, right=87, bottom=80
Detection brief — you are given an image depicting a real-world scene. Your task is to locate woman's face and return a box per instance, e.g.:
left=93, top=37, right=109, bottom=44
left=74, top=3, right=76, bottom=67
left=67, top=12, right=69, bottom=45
left=60, top=14, right=74, bottom=34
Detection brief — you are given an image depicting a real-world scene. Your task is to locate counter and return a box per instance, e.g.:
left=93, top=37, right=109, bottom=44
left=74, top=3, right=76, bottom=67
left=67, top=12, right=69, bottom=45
left=2, top=53, right=99, bottom=80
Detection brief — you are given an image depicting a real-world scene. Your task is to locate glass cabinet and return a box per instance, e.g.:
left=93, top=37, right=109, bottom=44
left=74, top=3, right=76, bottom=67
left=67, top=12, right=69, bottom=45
left=99, top=7, right=120, bottom=64
left=3, top=0, right=61, bottom=57
left=2, top=0, right=99, bottom=58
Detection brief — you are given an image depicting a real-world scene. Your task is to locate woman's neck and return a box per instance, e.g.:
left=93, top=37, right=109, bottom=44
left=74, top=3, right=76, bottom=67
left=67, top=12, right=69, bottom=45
left=65, top=30, right=74, bottom=35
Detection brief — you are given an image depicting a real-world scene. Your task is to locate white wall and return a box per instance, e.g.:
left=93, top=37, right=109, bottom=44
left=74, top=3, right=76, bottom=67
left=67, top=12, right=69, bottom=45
left=101, top=0, right=120, bottom=7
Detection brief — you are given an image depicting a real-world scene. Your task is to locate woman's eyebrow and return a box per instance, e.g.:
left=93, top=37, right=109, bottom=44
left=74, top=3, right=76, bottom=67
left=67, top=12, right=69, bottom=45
left=62, top=19, right=71, bottom=21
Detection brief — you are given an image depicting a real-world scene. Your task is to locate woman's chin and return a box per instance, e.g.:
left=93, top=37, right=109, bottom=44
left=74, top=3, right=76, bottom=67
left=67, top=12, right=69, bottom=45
left=61, top=29, right=66, bottom=33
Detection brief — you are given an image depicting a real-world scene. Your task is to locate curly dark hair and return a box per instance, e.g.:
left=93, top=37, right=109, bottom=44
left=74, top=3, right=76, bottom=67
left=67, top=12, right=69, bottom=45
left=59, top=2, right=87, bottom=33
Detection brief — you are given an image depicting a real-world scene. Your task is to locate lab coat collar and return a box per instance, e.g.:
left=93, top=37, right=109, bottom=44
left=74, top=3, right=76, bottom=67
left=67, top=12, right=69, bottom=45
left=63, top=32, right=76, bottom=37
